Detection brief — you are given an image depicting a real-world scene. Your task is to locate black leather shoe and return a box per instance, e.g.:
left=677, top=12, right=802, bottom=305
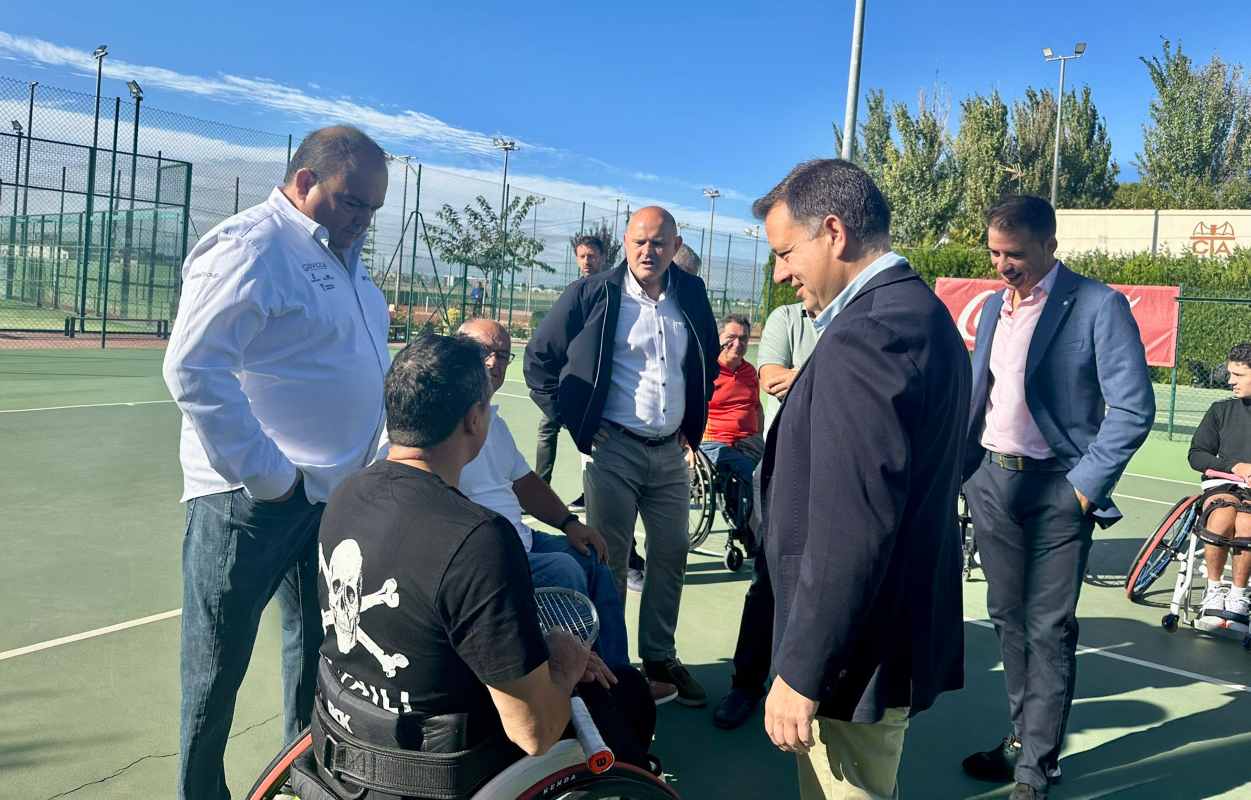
left=712, top=687, right=762, bottom=729
left=1009, top=782, right=1046, bottom=799
left=962, top=735, right=1021, bottom=783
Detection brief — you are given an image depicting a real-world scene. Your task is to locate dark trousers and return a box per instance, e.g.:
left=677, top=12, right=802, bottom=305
left=179, top=486, right=324, bottom=800
left=730, top=547, right=774, bottom=694
left=964, top=458, right=1095, bottom=791
left=535, top=413, right=562, bottom=484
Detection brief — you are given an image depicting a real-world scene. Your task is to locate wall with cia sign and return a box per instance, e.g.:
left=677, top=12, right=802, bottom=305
left=1055, top=209, right=1251, bottom=258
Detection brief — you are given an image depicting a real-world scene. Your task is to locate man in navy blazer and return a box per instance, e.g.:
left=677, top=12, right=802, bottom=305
left=961, top=196, right=1154, bottom=799
left=756, top=159, right=971, bottom=799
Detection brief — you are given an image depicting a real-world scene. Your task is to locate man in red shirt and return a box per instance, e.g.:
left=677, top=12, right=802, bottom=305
left=700, top=314, right=765, bottom=484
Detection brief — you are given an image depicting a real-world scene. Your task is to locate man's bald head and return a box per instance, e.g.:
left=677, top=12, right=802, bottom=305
left=458, top=318, right=511, bottom=394
left=622, top=206, right=683, bottom=297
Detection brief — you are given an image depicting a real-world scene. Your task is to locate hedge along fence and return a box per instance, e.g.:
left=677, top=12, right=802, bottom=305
left=758, top=244, right=1251, bottom=386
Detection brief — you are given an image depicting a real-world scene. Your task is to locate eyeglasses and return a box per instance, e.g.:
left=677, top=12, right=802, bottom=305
left=484, top=350, right=516, bottom=364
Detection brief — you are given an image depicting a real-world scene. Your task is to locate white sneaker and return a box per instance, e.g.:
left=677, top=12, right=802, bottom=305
left=1202, top=583, right=1230, bottom=620
left=627, top=568, right=645, bottom=593
left=1226, top=589, right=1251, bottom=623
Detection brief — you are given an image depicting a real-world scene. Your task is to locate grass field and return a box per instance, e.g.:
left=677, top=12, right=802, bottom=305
left=1, top=346, right=1250, bottom=799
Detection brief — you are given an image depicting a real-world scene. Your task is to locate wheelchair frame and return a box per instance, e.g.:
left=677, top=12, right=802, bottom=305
left=686, top=447, right=755, bottom=572
left=247, top=735, right=678, bottom=800
left=1125, top=492, right=1251, bottom=651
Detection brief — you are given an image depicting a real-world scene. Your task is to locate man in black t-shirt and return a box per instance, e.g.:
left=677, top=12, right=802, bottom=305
left=318, top=333, right=611, bottom=757
left=1188, top=341, right=1251, bottom=628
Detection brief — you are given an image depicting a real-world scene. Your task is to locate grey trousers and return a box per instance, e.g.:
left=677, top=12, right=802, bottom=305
left=964, top=457, right=1096, bottom=790
left=584, top=425, right=690, bottom=661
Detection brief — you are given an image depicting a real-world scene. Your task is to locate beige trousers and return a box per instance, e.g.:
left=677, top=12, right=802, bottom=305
left=796, top=707, right=911, bottom=800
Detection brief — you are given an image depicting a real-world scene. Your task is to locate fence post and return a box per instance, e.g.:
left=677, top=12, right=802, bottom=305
left=722, top=233, right=733, bottom=316
left=286, top=134, right=293, bottom=169
left=101, top=100, right=121, bottom=348
left=1168, top=285, right=1184, bottom=440
left=54, top=167, right=65, bottom=309
left=234, top=176, right=240, bottom=214
left=147, top=151, right=162, bottom=318
left=6, top=136, right=19, bottom=300
left=36, top=214, right=46, bottom=306
left=178, top=162, right=193, bottom=305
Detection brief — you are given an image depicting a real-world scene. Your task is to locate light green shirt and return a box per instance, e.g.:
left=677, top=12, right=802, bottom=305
left=757, top=303, right=819, bottom=424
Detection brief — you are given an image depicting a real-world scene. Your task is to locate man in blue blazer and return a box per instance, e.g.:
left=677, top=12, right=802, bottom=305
left=961, top=196, right=1154, bottom=799
left=756, top=159, right=971, bottom=799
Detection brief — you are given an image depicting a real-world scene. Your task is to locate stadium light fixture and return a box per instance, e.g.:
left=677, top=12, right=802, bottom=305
left=127, top=80, right=143, bottom=100
left=9, top=120, right=21, bottom=134
left=1041, top=43, right=1087, bottom=207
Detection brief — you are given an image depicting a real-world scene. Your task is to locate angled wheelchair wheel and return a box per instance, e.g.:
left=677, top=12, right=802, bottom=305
left=688, top=449, right=716, bottom=551
left=514, top=761, right=680, bottom=799
left=244, top=729, right=311, bottom=800
left=1126, top=495, right=1199, bottom=602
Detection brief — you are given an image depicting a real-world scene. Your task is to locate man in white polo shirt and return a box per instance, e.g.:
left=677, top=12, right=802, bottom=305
left=162, top=126, right=389, bottom=800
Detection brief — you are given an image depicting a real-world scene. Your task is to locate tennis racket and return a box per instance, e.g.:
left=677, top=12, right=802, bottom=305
left=533, top=587, right=614, bottom=774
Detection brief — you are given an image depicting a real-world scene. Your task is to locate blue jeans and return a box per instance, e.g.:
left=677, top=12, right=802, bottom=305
left=529, top=531, right=630, bottom=668
left=179, top=486, right=324, bottom=800
left=700, top=441, right=758, bottom=485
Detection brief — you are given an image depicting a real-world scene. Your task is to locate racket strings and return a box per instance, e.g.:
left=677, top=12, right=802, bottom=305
left=535, top=589, right=599, bottom=645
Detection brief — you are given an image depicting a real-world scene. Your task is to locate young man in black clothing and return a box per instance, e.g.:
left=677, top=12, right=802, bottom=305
left=1188, top=341, right=1251, bottom=628
left=317, top=334, right=611, bottom=764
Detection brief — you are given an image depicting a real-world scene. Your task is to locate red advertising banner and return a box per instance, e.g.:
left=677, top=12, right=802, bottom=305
left=934, top=278, right=1181, bottom=367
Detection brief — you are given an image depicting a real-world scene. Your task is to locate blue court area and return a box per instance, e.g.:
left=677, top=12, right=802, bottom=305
left=1, top=346, right=1249, bottom=799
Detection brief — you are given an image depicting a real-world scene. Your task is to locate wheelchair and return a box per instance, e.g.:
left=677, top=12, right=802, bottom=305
left=246, top=733, right=678, bottom=800
left=686, top=446, right=756, bottom=572
left=1125, top=487, right=1251, bottom=651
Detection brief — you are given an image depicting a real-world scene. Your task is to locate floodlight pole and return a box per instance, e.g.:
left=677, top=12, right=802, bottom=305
left=1044, top=43, right=1086, bottom=207
left=22, top=82, right=36, bottom=218
left=745, top=226, right=761, bottom=325
left=122, top=81, right=142, bottom=316
left=492, top=138, right=517, bottom=320
left=79, top=44, right=108, bottom=329
left=841, top=0, right=866, bottom=160
left=703, top=188, right=720, bottom=281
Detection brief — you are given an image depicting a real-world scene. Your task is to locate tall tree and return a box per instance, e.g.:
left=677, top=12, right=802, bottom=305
left=1006, top=87, right=1118, bottom=208
left=427, top=194, right=552, bottom=315
left=1138, top=39, right=1251, bottom=206
left=878, top=92, right=960, bottom=246
left=859, top=89, right=892, bottom=184
left=950, top=91, right=1011, bottom=244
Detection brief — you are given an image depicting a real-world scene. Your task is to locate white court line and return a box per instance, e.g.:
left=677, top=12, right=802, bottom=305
left=964, top=618, right=1250, bottom=694
left=0, top=399, right=173, bottom=414
left=1112, top=492, right=1177, bottom=507
left=0, top=608, right=181, bottom=662
left=1124, top=471, right=1194, bottom=487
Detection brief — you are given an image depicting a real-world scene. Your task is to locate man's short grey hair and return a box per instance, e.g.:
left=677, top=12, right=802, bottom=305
left=672, top=243, right=702, bottom=274
left=719, top=313, right=751, bottom=335
left=284, top=125, right=387, bottom=184
left=752, top=159, right=891, bottom=247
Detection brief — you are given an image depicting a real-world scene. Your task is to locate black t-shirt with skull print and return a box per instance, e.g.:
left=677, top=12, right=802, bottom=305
left=317, top=458, right=548, bottom=731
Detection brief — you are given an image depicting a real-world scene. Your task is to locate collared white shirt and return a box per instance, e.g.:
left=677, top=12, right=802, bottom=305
left=163, top=187, right=390, bottom=503
left=811, top=250, right=907, bottom=336
left=459, top=406, right=535, bottom=551
left=601, top=268, right=689, bottom=437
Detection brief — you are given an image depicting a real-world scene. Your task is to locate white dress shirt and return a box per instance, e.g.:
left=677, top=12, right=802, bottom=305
left=163, top=187, right=390, bottom=503
left=458, top=406, right=535, bottom=551
left=601, top=269, right=689, bottom=437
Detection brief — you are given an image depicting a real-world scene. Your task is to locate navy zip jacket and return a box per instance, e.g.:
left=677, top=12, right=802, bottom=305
left=523, top=262, right=720, bottom=455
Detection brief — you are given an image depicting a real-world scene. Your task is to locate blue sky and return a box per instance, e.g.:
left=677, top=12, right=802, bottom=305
left=1, top=1, right=1249, bottom=227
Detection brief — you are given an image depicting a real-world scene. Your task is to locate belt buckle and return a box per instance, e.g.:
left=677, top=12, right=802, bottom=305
left=995, top=452, right=1026, bottom=471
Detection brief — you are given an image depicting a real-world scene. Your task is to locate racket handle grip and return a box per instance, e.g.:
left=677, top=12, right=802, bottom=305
left=570, top=696, right=614, bottom=773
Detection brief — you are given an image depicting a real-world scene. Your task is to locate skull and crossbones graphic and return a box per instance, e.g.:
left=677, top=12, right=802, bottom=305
left=319, top=539, right=410, bottom=677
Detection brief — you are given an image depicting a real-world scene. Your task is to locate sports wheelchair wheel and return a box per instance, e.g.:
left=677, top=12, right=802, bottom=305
left=1126, top=495, right=1199, bottom=602
left=245, top=729, right=311, bottom=800
left=687, top=449, right=716, bottom=551
left=724, top=545, right=744, bottom=572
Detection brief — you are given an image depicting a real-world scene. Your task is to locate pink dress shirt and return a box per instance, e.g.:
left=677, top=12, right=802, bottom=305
left=980, top=263, right=1060, bottom=459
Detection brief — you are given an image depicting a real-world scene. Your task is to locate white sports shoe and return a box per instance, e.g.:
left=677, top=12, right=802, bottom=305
left=1225, top=588, right=1251, bottom=623
left=1201, top=583, right=1230, bottom=620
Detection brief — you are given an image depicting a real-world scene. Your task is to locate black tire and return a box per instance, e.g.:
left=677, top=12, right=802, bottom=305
left=244, top=729, right=311, bottom=800
left=688, top=450, right=715, bottom=551
left=1126, top=495, right=1198, bottom=602
left=1162, top=613, right=1179, bottom=632
left=725, top=546, right=744, bottom=572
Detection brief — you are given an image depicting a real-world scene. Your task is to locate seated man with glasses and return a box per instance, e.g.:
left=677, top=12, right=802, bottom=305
left=455, top=320, right=643, bottom=689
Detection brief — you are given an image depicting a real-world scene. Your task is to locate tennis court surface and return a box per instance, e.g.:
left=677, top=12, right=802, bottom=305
left=2, top=347, right=1250, bottom=799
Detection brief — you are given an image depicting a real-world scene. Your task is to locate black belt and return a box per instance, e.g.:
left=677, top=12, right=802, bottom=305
left=605, top=420, right=677, bottom=447
left=986, top=451, right=1066, bottom=472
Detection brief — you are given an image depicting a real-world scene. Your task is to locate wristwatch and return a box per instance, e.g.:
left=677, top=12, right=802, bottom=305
left=557, top=513, right=579, bottom=532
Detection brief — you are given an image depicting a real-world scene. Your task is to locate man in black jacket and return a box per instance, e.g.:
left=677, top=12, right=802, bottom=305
left=756, top=159, right=970, bottom=799
left=525, top=206, right=720, bottom=706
